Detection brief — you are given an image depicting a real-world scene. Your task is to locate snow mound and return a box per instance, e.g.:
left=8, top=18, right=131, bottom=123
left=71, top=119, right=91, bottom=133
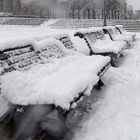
left=33, top=38, right=68, bottom=52
left=0, top=30, right=71, bottom=52
left=0, top=37, right=34, bottom=51
left=0, top=95, right=9, bottom=118
left=86, top=37, right=126, bottom=54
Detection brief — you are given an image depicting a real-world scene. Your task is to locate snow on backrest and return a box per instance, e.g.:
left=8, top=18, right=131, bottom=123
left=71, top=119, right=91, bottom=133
left=115, top=25, right=126, bottom=34
left=0, top=38, right=69, bottom=75
left=0, top=45, right=41, bottom=74
left=37, top=44, right=66, bottom=61
left=104, top=26, right=120, bottom=35
left=54, top=33, right=76, bottom=51
left=33, top=38, right=67, bottom=62
left=84, top=30, right=105, bottom=43
left=44, top=33, right=76, bottom=51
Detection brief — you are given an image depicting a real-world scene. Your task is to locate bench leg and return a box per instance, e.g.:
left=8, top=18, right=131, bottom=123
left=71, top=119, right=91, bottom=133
left=13, top=105, right=54, bottom=140
left=120, top=53, right=124, bottom=57
left=95, top=79, right=104, bottom=90
left=111, top=56, right=119, bottom=67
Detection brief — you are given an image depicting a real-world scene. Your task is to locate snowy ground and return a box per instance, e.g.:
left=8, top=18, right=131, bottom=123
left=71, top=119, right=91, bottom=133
left=73, top=34, right=140, bottom=140
left=0, top=25, right=140, bottom=140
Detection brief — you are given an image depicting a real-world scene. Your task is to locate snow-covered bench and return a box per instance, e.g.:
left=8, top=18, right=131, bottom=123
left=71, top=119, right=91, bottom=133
left=103, top=26, right=133, bottom=45
left=55, top=33, right=77, bottom=52
left=115, top=25, right=136, bottom=41
left=38, top=32, right=77, bottom=51
left=74, top=27, right=126, bottom=67
left=0, top=38, right=110, bottom=139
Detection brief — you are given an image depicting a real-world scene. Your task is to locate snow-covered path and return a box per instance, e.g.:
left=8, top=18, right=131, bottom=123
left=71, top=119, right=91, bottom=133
left=73, top=35, right=140, bottom=140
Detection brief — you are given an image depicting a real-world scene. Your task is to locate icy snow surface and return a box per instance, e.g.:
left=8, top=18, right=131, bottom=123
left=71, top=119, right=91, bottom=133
left=73, top=33, right=140, bottom=140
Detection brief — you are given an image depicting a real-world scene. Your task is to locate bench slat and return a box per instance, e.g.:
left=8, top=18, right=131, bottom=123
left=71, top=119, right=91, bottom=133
left=59, top=37, right=75, bottom=50
left=7, top=52, right=37, bottom=65
left=0, top=39, right=67, bottom=75
left=4, top=46, right=33, bottom=57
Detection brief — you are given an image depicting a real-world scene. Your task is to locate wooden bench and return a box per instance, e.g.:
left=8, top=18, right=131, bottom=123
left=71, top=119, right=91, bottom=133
left=74, top=28, right=125, bottom=67
left=0, top=40, right=81, bottom=138
left=103, top=26, right=134, bottom=45
left=115, top=25, right=136, bottom=41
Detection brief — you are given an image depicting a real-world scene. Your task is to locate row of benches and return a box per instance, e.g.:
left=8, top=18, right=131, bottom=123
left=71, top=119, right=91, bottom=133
left=0, top=25, right=136, bottom=140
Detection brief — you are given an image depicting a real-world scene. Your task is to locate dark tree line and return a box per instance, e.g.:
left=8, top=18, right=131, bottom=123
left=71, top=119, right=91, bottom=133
left=0, top=0, right=132, bottom=19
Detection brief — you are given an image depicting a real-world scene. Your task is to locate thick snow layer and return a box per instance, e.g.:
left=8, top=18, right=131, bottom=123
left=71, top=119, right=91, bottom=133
left=0, top=37, right=34, bottom=51
left=113, top=34, right=133, bottom=42
left=41, top=28, right=91, bottom=55
left=75, top=27, right=102, bottom=34
left=0, top=27, right=70, bottom=51
left=1, top=53, right=110, bottom=110
left=33, top=38, right=68, bottom=52
left=73, top=33, right=140, bottom=140
left=85, top=35, right=126, bottom=54
left=103, top=26, right=133, bottom=42
left=69, top=33, right=90, bottom=55
left=115, top=25, right=136, bottom=40
left=41, top=19, right=59, bottom=27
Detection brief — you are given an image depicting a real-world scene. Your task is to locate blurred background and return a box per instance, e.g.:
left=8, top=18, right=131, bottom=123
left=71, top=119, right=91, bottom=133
left=0, top=0, right=140, bottom=19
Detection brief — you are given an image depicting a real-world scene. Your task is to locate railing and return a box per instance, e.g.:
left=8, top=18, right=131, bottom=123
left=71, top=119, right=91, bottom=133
left=0, top=17, right=140, bottom=32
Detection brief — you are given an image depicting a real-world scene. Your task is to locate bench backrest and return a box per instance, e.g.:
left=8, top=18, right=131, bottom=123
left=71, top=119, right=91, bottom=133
left=103, top=26, right=120, bottom=35
left=103, top=26, right=121, bottom=41
left=0, top=40, right=66, bottom=75
left=115, top=25, right=126, bottom=34
left=75, top=30, right=105, bottom=40
left=85, top=31, right=104, bottom=42
left=74, top=29, right=105, bottom=54
left=52, top=34, right=77, bottom=51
